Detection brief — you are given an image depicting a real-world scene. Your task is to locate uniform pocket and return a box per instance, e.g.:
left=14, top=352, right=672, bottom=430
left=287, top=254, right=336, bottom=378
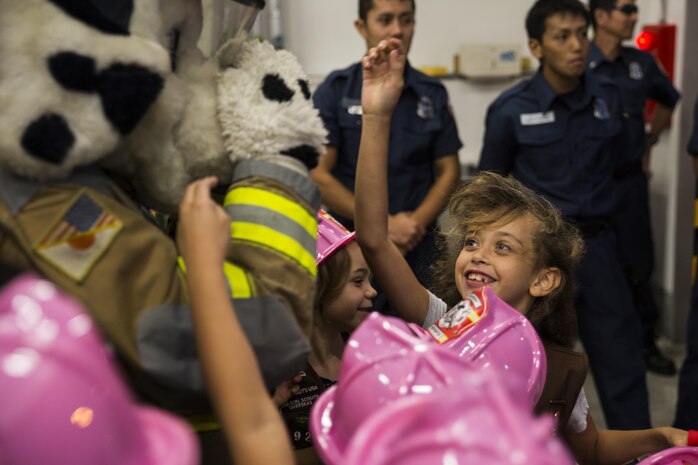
left=516, top=125, right=566, bottom=181
left=398, top=116, right=443, bottom=165
left=577, top=117, right=622, bottom=174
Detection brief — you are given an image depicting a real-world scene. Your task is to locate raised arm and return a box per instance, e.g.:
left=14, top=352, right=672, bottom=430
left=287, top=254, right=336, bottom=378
left=354, top=39, right=430, bottom=324
left=177, top=177, right=294, bottom=465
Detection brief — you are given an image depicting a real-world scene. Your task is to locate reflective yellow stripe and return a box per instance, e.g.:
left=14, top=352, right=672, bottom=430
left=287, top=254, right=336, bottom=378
left=224, top=187, right=317, bottom=238
left=179, top=257, right=254, bottom=298
left=231, top=222, right=317, bottom=277
left=223, top=262, right=253, bottom=299
left=184, top=413, right=221, bottom=432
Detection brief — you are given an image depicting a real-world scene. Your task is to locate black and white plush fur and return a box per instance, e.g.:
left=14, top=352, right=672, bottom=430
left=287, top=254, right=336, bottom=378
left=0, top=0, right=326, bottom=216
left=0, top=0, right=169, bottom=179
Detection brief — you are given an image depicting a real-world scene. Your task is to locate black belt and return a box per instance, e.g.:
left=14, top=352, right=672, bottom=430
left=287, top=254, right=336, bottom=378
left=567, top=217, right=610, bottom=238
left=614, top=162, right=643, bottom=179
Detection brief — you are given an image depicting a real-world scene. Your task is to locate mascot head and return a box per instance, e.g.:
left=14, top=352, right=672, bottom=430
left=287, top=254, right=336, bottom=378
left=0, top=0, right=169, bottom=179
left=0, top=0, right=326, bottom=214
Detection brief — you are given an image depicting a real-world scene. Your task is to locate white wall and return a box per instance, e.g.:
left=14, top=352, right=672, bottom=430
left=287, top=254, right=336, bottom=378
left=280, top=0, right=693, bottom=341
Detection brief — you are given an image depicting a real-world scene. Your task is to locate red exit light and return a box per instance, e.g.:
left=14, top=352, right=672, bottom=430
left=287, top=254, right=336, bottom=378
left=635, top=24, right=676, bottom=125
left=636, top=30, right=657, bottom=50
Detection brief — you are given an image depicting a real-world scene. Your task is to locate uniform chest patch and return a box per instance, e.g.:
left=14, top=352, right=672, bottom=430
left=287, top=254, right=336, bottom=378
left=34, top=191, right=122, bottom=282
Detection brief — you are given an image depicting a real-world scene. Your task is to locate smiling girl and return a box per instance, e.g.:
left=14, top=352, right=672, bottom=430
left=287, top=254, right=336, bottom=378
left=353, top=37, right=689, bottom=465
left=279, top=210, right=376, bottom=465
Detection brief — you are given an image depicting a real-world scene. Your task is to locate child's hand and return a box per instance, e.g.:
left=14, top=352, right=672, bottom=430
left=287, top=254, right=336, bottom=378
left=361, top=38, right=406, bottom=119
left=176, top=177, right=231, bottom=270
left=660, top=426, right=689, bottom=447
left=272, top=372, right=304, bottom=406
left=388, top=212, right=425, bottom=253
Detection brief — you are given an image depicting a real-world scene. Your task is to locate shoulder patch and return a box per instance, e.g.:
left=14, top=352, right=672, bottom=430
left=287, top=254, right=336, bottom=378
left=34, top=190, right=122, bottom=282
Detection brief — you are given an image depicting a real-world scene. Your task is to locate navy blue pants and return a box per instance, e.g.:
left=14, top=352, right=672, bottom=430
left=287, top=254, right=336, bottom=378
left=612, top=171, right=660, bottom=347
left=576, top=228, right=651, bottom=429
left=674, top=228, right=698, bottom=429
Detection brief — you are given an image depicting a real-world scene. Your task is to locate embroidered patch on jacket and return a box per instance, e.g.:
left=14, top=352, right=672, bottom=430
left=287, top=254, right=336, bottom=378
left=628, top=62, right=644, bottom=80
left=593, top=98, right=610, bottom=120
left=34, top=191, right=122, bottom=282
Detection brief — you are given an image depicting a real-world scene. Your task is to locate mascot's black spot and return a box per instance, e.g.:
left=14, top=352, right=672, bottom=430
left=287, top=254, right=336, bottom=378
left=298, top=79, right=311, bottom=100
left=21, top=113, right=75, bottom=165
left=98, top=64, right=164, bottom=135
left=262, top=74, right=294, bottom=103
left=48, top=53, right=99, bottom=92
left=281, top=145, right=320, bottom=170
left=48, top=0, right=132, bottom=35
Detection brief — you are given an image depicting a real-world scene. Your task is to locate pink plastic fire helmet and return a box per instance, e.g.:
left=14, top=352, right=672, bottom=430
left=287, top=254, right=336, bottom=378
left=636, top=447, right=698, bottom=465
left=310, top=312, right=479, bottom=465
left=316, top=209, right=355, bottom=264
left=342, top=367, right=574, bottom=465
left=0, top=274, right=199, bottom=465
left=410, top=286, right=547, bottom=407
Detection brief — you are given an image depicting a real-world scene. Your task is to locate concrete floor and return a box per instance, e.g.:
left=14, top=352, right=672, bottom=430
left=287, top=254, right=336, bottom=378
left=582, top=338, right=686, bottom=430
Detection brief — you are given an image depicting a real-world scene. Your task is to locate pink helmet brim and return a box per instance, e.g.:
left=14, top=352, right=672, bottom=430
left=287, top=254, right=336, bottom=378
left=310, top=385, right=343, bottom=465
left=136, top=407, right=200, bottom=465
left=635, top=446, right=698, bottom=465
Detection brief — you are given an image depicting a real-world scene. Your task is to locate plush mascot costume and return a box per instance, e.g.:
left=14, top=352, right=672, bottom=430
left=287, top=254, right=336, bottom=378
left=0, top=1, right=326, bottom=463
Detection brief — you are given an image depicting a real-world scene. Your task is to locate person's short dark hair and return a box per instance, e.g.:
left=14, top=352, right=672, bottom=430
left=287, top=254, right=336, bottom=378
left=358, top=0, right=416, bottom=22
left=588, top=0, right=617, bottom=29
left=525, top=0, right=591, bottom=41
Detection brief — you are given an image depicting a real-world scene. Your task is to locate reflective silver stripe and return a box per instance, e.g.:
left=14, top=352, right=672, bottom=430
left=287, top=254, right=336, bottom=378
left=225, top=203, right=315, bottom=255
left=231, top=159, right=321, bottom=210
left=137, top=303, right=205, bottom=392
left=137, top=296, right=309, bottom=391
left=0, top=165, right=113, bottom=215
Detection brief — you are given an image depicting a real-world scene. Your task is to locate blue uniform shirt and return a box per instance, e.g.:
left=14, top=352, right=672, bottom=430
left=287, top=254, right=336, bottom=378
left=689, top=97, right=698, bottom=156
left=589, top=43, right=680, bottom=167
left=313, top=61, right=462, bottom=227
left=478, top=71, right=624, bottom=219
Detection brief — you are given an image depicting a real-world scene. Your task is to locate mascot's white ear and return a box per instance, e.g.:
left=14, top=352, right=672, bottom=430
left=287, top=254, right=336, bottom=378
left=216, top=38, right=247, bottom=69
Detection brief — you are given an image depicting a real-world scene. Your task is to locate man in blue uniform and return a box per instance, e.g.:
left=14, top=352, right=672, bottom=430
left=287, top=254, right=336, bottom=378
left=478, top=0, right=650, bottom=429
left=676, top=96, right=698, bottom=429
left=311, top=0, right=462, bottom=313
left=589, top=0, right=681, bottom=376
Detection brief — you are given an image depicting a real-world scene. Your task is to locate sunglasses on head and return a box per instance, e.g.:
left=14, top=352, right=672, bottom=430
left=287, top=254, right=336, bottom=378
left=614, top=3, right=638, bottom=15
